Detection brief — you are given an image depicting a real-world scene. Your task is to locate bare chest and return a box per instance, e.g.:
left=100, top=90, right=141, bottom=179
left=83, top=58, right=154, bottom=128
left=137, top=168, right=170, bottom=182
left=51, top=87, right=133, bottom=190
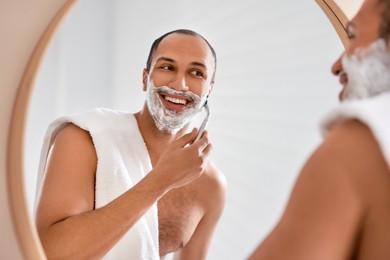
left=158, top=186, right=204, bottom=256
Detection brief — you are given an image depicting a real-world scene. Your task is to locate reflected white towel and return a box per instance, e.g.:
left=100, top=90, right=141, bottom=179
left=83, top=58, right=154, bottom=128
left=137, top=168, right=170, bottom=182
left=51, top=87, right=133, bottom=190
left=34, top=107, right=159, bottom=260
left=321, top=91, right=390, bottom=169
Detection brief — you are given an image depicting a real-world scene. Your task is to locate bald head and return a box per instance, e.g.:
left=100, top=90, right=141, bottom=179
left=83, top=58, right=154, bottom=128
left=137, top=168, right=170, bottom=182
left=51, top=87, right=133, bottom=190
left=146, top=29, right=217, bottom=83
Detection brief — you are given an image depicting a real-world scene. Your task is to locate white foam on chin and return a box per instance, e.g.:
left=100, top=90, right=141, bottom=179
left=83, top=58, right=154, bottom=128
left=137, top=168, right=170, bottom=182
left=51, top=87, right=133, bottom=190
left=146, top=80, right=207, bottom=134
left=342, top=38, right=390, bottom=101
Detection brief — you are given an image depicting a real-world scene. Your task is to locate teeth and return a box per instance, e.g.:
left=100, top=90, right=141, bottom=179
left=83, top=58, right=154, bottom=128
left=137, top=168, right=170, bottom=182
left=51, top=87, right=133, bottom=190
left=165, top=96, right=187, bottom=105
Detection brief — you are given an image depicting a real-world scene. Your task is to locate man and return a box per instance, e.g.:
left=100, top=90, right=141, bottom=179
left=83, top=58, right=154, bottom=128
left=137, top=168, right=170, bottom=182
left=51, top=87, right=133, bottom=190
left=34, top=29, right=226, bottom=260
left=249, top=0, right=390, bottom=259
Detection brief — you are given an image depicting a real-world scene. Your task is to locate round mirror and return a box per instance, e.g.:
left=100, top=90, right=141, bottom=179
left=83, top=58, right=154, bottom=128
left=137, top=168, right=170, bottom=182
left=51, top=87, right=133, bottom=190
left=25, top=1, right=344, bottom=258
left=3, top=0, right=362, bottom=259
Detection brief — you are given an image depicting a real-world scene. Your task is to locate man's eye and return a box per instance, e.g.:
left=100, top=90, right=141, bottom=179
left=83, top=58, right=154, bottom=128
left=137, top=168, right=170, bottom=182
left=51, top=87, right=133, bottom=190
left=191, top=70, right=204, bottom=77
left=346, top=24, right=356, bottom=40
left=161, top=65, right=173, bottom=70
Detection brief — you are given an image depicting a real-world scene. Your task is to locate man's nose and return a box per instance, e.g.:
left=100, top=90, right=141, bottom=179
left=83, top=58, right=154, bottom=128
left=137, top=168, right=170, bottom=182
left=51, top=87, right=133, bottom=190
left=331, top=54, right=343, bottom=76
left=169, top=73, right=188, bottom=91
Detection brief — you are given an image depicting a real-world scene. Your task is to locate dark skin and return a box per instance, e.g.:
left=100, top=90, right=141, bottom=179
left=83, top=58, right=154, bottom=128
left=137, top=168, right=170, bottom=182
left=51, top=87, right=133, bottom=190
left=249, top=1, right=390, bottom=259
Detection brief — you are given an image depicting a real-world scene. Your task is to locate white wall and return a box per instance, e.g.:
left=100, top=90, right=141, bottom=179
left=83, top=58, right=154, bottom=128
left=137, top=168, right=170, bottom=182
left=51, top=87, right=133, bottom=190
left=25, top=0, right=344, bottom=259
left=25, top=0, right=114, bottom=212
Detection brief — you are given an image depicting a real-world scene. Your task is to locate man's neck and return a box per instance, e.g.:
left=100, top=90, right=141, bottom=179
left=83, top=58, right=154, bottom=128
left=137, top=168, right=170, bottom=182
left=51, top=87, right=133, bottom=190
left=134, top=105, right=189, bottom=164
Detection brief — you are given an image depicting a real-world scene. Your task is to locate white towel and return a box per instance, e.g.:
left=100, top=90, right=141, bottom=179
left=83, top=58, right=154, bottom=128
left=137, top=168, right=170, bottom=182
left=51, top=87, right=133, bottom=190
left=34, top=107, right=159, bottom=260
left=320, top=91, right=390, bottom=170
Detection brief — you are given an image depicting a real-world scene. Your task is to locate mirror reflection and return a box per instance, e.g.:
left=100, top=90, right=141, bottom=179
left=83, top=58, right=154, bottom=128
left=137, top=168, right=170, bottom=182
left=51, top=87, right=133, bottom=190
left=24, top=0, right=343, bottom=259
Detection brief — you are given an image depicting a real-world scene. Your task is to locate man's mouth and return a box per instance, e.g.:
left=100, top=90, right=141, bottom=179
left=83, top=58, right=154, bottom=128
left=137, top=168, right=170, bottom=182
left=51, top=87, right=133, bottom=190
left=160, top=93, right=192, bottom=111
left=164, top=95, right=188, bottom=105
left=338, top=72, right=348, bottom=101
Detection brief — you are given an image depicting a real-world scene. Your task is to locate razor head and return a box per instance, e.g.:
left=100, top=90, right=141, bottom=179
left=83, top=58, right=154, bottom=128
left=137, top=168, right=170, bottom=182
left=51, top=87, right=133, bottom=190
left=194, top=102, right=210, bottom=142
left=204, top=102, right=210, bottom=115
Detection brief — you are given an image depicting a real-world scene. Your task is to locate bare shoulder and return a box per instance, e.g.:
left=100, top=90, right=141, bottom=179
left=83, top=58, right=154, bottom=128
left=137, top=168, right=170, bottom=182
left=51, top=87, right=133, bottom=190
left=298, top=119, right=389, bottom=211
left=54, top=123, right=94, bottom=149
left=36, top=123, right=97, bottom=230
left=204, top=161, right=227, bottom=188
left=324, top=119, right=381, bottom=156
left=51, top=123, right=97, bottom=169
left=249, top=119, right=390, bottom=259
left=203, top=161, right=227, bottom=197
left=197, top=161, right=227, bottom=213
left=320, top=119, right=389, bottom=188
left=49, top=122, right=97, bottom=189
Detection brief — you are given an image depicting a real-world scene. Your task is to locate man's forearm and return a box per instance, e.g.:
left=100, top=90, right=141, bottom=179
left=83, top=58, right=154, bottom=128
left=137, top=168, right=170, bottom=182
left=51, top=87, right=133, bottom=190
left=38, top=171, right=167, bottom=259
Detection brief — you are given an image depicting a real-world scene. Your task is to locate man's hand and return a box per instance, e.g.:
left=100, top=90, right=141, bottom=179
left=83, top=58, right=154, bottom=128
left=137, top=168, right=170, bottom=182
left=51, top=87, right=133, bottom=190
left=152, top=128, right=212, bottom=190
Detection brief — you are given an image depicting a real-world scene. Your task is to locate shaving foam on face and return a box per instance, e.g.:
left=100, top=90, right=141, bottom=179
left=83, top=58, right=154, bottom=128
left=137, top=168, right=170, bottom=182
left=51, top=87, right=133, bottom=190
left=146, top=79, right=207, bottom=134
left=342, top=38, right=390, bottom=100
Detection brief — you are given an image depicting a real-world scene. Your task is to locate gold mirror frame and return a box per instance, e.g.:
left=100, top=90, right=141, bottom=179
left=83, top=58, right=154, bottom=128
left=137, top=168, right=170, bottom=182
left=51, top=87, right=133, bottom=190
left=316, top=0, right=363, bottom=47
left=4, top=0, right=77, bottom=258
left=316, top=0, right=350, bottom=47
left=2, top=0, right=359, bottom=258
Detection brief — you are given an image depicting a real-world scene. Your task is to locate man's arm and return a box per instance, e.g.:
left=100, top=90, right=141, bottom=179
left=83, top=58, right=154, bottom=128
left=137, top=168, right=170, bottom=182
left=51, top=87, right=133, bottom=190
left=173, top=162, right=227, bottom=260
left=249, top=120, right=387, bottom=260
left=35, top=124, right=211, bottom=259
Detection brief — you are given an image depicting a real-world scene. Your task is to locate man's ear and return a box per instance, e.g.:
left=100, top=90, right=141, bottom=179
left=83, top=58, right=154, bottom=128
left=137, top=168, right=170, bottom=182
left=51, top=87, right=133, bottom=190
left=142, top=69, right=148, bottom=91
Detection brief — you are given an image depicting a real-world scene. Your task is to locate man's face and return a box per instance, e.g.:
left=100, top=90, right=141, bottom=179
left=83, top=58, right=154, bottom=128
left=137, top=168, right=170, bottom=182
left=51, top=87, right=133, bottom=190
left=332, top=0, right=390, bottom=101
left=143, top=33, right=215, bottom=134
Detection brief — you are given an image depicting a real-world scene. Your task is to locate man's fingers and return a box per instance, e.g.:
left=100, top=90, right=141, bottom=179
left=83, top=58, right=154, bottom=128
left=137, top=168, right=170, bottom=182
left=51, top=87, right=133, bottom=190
left=196, top=130, right=210, bottom=152
left=173, top=128, right=198, bottom=148
left=173, top=129, right=211, bottom=155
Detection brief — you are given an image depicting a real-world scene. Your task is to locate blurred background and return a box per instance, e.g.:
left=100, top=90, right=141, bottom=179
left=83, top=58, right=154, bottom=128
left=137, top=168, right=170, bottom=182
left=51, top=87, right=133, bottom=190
left=24, top=0, right=343, bottom=259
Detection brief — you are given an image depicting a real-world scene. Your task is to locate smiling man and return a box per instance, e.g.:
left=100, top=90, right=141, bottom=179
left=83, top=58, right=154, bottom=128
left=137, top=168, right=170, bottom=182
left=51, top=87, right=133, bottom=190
left=34, top=29, right=226, bottom=260
left=249, top=0, right=390, bottom=259
left=141, top=31, right=213, bottom=135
